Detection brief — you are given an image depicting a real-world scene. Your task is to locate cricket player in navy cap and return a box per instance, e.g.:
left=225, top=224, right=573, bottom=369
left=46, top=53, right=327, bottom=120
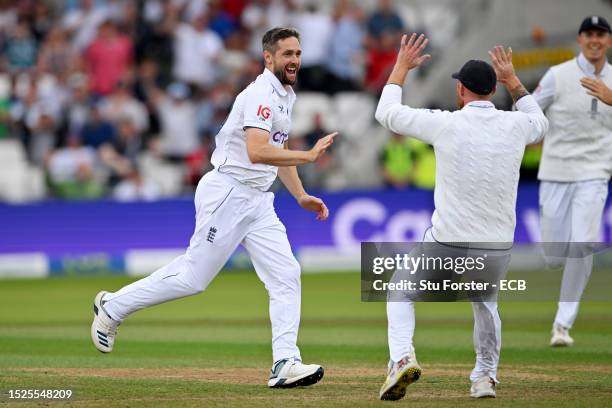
left=375, top=34, right=548, bottom=400
left=533, top=16, right=612, bottom=347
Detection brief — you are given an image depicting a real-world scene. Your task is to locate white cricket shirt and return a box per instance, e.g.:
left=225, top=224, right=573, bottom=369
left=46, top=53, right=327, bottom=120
left=376, top=84, right=549, bottom=243
left=533, top=53, right=612, bottom=181
left=212, top=68, right=296, bottom=191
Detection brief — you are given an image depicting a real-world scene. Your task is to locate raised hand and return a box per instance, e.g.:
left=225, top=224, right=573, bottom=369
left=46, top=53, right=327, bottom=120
left=488, top=45, right=516, bottom=85
left=308, top=132, right=338, bottom=163
left=396, top=33, right=431, bottom=71
left=580, top=77, right=612, bottom=105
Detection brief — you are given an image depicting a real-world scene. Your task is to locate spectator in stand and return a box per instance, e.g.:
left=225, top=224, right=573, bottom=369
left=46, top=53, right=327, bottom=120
left=241, top=0, right=296, bottom=57
left=111, top=1, right=140, bottom=44
left=146, top=81, right=199, bottom=160
left=380, top=132, right=415, bottom=190
left=293, top=3, right=334, bottom=92
left=366, top=0, right=404, bottom=43
left=172, top=13, right=224, bottom=90
left=222, top=0, right=247, bottom=23
left=111, top=116, right=142, bottom=163
left=64, top=72, right=92, bottom=135
left=236, top=56, right=264, bottom=91
left=327, top=0, right=366, bottom=93
left=84, top=20, right=133, bottom=96
left=36, top=27, right=80, bottom=80
left=0, top=0, right=18, bottom=40
left=408, top=139, right=435, bottom=190
left=98, top=79, right=149, bottom=135
left=31, top=1, right=53, bottom=42
left=63, top=0, right=109, bottom=51
left=301, top=112, right=336, bottom=188
left=24, top=98, right=60, bottom=166
left=365, top=30, right=399, bottom=94
left=98, top=117, right=142, bottom=186
left=80, top=103, right=116, bottom=149
left=113, top=167, right=161, bottom=201
left=46, top=133, right=104, bottom=199
left=132, top=59, right=164, bottom=141
left=207, top=0, right=238, bottom=40
left=364, top=0, right=405, bottom=95
left=137, top=0, right=178, bottom=85
left=179, top=0, right=209, bottom=23
left=4, top=18, right=38, bottom=74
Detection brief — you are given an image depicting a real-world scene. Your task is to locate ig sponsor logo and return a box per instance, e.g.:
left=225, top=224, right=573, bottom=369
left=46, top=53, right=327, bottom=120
left=257, top=105, right=271, bottom=120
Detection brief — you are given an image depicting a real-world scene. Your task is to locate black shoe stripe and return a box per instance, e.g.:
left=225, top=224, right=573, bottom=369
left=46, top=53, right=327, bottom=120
left=270, top=367, right=324, bottom=389
left=270, top=359, right=288, bottom=379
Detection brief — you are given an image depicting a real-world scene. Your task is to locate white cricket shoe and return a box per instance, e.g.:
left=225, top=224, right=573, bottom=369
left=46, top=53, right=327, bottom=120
left=91, top=291, right=120, bottom=353
left=379, top=352, right=422, bottom=401
left=268, top=358, right=324, bottom=388
left=550, top=323, right=574, bottom=347
left=470, top=376, right=496, bottom=398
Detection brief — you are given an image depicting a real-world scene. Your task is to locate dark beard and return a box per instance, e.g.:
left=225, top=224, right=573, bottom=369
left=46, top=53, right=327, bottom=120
left=274, top=66, right=296, bottom=86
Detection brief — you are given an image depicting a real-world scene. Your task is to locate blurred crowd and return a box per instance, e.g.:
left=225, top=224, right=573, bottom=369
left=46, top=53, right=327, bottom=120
left=0, top=0, right=439, bottom=201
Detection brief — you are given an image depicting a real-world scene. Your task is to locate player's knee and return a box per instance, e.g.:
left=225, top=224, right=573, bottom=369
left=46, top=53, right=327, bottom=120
left=268, top=261, right=301, bottom=297
left=287, top=260, right=301, bottom=288
left=189, top=276, right=212, bottom=294
left=543, top=255, right=566, bottom=269
left=189, top=283, right=205, bottom=295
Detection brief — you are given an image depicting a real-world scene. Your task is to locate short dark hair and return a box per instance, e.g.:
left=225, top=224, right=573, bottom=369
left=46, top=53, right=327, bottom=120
left=262, top=27, right=300, bottom=53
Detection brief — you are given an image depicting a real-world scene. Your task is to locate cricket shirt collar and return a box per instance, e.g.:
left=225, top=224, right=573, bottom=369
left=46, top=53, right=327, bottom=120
left=262, top=68, right=295, bottom=98
left=577, top=52, right=611, bottom=78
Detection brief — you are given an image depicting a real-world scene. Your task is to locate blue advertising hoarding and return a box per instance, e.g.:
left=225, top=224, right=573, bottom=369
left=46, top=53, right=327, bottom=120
left=0, top=183, right=610, bottom=276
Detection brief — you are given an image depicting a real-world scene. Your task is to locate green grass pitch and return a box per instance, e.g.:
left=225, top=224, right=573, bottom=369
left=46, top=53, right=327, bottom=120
left=1, top=271, right=612, bottom=407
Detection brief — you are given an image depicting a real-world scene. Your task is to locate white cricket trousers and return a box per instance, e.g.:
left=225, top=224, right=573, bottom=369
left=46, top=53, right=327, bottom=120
left=386, top=229, right=502, bottom=383
left=103, top=170, right=303, bottom=362
left=539, top=179, right=609, bottom=329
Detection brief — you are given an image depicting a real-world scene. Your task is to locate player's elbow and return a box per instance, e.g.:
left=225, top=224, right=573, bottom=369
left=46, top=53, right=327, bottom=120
left=375, top=104, right=389, bottom=128
left=536, top=115, right=550, bottom=142
left=247, top=145, right=266, bottom=164
left=542, top=116, right=550, bottom=135
left=247, top=148, right=263, bottom=164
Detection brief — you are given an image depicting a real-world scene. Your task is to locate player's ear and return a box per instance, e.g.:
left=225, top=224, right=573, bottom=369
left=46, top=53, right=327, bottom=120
left=263, top=50, right=273, bottom=66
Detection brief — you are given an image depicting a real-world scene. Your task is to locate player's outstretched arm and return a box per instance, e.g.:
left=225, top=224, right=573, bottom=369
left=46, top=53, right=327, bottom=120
left=488, top=45, right=530, bottom=103
left=376, top=33, right=449, bottom=145
left=386, top=33, right=431, bottom=87
left=246, top=127, right=338, bottom=167
left=488, top=45, right=549, bottom=143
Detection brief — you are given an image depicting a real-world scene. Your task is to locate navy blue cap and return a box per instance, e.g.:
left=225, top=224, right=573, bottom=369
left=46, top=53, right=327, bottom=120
left=451, top=60, right=497, bottom=96
left=579, top=16, right=611, bottom=34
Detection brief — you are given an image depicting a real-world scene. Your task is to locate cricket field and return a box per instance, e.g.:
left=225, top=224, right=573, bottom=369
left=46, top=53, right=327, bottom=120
left=1, top=271, right=611, bottom=407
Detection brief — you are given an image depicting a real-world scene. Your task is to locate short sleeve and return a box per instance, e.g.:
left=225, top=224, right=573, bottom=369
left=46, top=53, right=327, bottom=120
left=243, top=85, right=274, bottom=132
